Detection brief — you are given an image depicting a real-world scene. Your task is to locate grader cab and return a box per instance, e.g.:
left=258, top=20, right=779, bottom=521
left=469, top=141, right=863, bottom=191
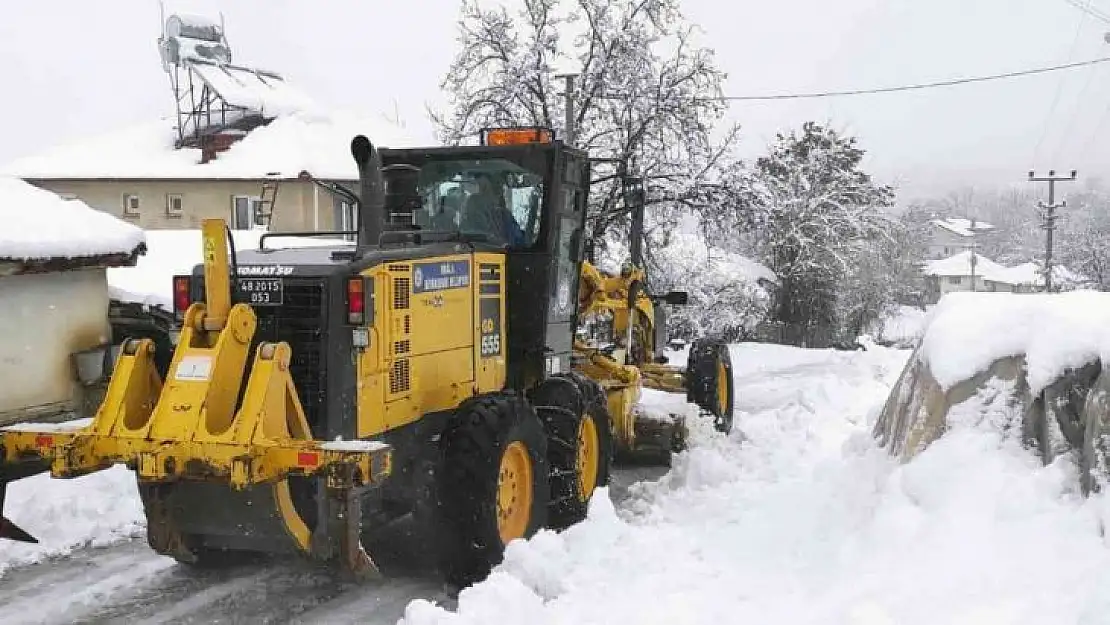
left=0, top=128, right=733, bottom=586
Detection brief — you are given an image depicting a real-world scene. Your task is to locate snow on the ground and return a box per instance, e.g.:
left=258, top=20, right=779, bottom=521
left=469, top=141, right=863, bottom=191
left=921, top=290, right=1110, bottom=394
left=107, top=229, right=344, bottom=308
left=401, top=342, right=1110, bottom=625
left=0, top=465, right=144, bottom=577
left=872, top=304, right=929, bottom=347
left=0, top=176, right=144, bottom=261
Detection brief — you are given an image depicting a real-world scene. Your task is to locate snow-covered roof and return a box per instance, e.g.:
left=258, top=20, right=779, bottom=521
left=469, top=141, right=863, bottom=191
left=107, top=229, right=344, bottom=309
left=925, top=251, right=1086, bottom=287
left=924, top=251, right=1009, bottom=281
left=931, top=217, right=996, bottom=238
left=991, top=262, right=1088, bottom=287
left=0, top=176, right=144, bottom=264
left=1, top=110, right=423, bottom=182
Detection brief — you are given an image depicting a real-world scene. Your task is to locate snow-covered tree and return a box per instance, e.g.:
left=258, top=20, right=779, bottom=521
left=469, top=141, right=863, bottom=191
left=432, top=0, right=741, bottom=258
left=1056, top=189, right=1110, bottom=290
left=728, top=122, right=896, bottom=339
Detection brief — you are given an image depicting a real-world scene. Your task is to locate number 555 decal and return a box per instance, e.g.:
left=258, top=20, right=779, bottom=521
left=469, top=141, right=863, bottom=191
left=479, top=298, right=501, bottom=357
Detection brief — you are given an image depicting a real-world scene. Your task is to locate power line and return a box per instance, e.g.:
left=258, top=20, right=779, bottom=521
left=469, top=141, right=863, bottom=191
left=1034, top=0, right=1090, bottom=164
left=1064, top=0, right=1110, bottom=24
left=683, top=56, right=1110, bottom=102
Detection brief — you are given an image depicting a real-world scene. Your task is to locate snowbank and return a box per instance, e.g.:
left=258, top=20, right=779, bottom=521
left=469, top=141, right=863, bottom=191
left=107, top=229, right=344, bottom=308
left=873, top=305, right=929, bottom=347
left=2, top=110, right=423, bottom=181
left=402, top=343, right=1110, bottom=624
left=920, top=291, right=1110, bottom=394
left=0, top=466, right=145, bottom=577
left=0, top=177, right=144, bottom=261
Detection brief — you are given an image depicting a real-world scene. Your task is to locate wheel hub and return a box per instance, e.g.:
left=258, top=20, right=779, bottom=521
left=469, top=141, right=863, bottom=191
left=497, top=440, right=533, bottom=544
left=577, top=415, right=600, bottom=502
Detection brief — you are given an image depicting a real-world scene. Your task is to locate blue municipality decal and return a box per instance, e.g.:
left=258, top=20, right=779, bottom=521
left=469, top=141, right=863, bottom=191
left=413, top=260, right=471, bottom=293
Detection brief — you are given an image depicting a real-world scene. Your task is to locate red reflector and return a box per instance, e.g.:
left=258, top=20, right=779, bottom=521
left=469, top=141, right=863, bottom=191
left=173, top=276, right=191, bottom=314
left=347, top=277, right=366, bottom=324
left=347, top=278, right=364, bottom=313
left=35, top=435, right=53, bottom=447
left=297, top=452, right=319, bottom=467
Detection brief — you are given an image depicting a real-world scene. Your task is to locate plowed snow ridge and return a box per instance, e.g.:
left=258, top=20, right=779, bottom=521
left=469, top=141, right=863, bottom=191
left=402, top=344, right=1110, bottom=625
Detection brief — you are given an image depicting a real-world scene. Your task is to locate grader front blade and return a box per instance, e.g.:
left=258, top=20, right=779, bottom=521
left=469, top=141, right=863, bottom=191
left=0, top=219, right=392, bottom=575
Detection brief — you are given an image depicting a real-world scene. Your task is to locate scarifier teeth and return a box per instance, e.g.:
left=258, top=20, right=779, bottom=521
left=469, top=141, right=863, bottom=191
left=0, top=515, right=37, bottom=544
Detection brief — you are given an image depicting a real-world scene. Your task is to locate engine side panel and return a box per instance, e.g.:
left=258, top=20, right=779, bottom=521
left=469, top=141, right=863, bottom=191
left=356, top=252, right=507, bottom=437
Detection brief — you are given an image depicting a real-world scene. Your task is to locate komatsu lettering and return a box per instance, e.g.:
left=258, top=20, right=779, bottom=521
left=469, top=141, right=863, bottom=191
left=237, top=265, right=294, bottom=277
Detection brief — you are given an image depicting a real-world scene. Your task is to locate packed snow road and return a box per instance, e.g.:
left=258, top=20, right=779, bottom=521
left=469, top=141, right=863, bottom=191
left=0, top=455, right=663, bottom=625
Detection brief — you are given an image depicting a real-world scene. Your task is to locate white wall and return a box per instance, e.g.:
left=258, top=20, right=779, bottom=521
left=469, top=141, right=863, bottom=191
left=0, top=269, right=111, bottom=423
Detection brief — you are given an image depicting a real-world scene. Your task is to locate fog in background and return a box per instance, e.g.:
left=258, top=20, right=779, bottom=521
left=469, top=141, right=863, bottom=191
left=1, top=0, right=1107, bottom=201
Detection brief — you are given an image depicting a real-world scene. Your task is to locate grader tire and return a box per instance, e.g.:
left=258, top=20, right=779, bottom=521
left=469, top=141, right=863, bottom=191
left=686, top=339, right=735, bottom=434
left=532, top=373, right=614, bottom=530
left=434, top=394, right=549, bottom=587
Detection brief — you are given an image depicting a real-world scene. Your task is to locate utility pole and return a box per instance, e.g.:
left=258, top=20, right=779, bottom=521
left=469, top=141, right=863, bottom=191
left=556, top=73, right=577, bottom=146
left=1028, top=169, right=1077, bottom=292
left=969, top=237, right=977, bottom=292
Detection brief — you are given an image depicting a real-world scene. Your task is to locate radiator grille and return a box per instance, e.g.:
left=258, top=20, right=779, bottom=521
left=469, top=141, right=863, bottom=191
left=250, top=280, right=327, bottom=428
left=394, top=340, right=411, bottom=355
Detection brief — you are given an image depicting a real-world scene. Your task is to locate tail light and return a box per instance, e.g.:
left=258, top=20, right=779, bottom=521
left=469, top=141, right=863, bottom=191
left=346, top=276, right=372, bottom=325
left=173, top=275, right=192, bottom=320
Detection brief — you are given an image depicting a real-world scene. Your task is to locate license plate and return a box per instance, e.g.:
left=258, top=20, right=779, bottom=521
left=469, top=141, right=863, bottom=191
left=237, top=278, right=283, bottom=306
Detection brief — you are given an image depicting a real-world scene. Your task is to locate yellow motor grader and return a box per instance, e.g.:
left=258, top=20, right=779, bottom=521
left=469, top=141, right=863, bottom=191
left=0, top=127, right=733, bottom=586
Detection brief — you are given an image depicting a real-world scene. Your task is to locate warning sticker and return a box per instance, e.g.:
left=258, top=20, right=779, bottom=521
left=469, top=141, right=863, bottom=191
left=174, top=355, right=213, bottom=381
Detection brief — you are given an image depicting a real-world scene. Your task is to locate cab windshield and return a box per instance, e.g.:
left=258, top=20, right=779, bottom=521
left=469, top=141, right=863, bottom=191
left=410, top=158, right=544, bottom=247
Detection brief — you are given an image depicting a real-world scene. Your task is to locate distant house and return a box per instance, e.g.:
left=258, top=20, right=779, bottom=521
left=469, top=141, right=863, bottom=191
left=1, top=112, right=415, bottom=234
left=927, top=217, right=996, bottom=260
left=0, top=177, right=145, bottom=425
left=1, top=12, right=417, bottom=236
left=923, top=250, right=1086, bottom=302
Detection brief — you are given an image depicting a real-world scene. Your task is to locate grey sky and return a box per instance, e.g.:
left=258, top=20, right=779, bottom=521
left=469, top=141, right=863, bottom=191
left=0, top=0, right=1105, bottom=201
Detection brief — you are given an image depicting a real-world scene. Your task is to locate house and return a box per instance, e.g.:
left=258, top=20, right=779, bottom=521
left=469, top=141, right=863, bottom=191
left=2, top=12, right=419, bottom=236
left=0, top=177, right=145, bottom=425
left=923, top=251, right=1010, bottom=301
left=923, top=250, right=1086, bottom=302
left=927, top=217, right=996, bottom=260
left=1, top=111, right=416, bottom=234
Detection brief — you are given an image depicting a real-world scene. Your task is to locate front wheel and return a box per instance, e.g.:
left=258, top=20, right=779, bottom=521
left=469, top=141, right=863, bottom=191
left=532, top=373, right=614, bottom=530
left=686, top=339, right=735, bottom=434
left=434, top=393, right=549, bottom=587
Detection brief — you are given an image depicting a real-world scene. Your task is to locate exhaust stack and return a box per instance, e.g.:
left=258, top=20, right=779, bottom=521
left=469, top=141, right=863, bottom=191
left=350, top=135, right=386, bottom=254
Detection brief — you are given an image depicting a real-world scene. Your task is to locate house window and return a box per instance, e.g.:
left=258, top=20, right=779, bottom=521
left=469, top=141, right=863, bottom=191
left=947, top=276, right=962, bottom=285
left=122, top=193, right=140, bottom=217
left=231, top=195, right=263, bottom=230
left=166, top=193, right=184, bottom=217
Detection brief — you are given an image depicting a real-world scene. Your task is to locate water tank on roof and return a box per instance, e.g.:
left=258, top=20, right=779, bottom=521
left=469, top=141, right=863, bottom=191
left=166, top=14, right=224, bottom=43
left=159, top=13, right=232, bottom=69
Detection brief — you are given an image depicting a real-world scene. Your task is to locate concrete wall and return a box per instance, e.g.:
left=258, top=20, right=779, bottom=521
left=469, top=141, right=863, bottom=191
left=27, top=178, right=357, bottom=233
left=0, top=269, right=112, bottom=424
